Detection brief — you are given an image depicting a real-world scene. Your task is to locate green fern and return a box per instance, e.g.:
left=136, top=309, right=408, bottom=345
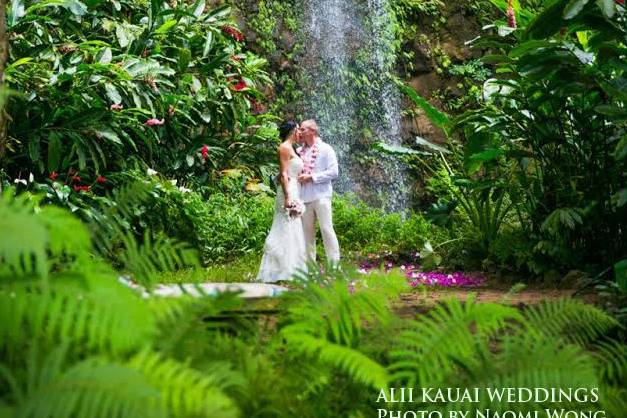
left=390, top=295, right=523, bottom=386
left=86, top=181, right=199, bottom=287
left=281, top=331, right=389, bottom=389
left=128, top=350, right=239, bottom=418
left=0, top=274, right=156, bottom=358
left=524, top=298, right=619, bottom=347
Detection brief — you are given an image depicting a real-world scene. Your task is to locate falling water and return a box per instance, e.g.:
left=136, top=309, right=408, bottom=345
left=299, top=0, right=410, bottom=211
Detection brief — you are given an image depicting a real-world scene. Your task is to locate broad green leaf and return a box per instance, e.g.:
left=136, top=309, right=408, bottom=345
left=397, top=83, right=451, bottom=134
left=155, top=19, right=177, bottom=34
left=373, top=142, right=428, bottom=156
left=7, top=57, right=33, bottom=70
left=468, top=149, right=505, bottom=162
left=178, top=49, right=192, bottom=72
left=47, top=133, right=62, bottom=171
left=203, top=31, right=213, bottom=58
left=9, top=0, right=25, bottom=26
left=614, top=259, right=627, bottom=293
left=563, top=0, right=591, bottom=19
left=116, top=25, right=132, bottom=48
left=596, top=0, right=615, bottom=18
left=192, top=0, right=205, bottom=18
left=96, top=129, right=122, bottom=145
left=415, top=136, right=450, bottom=154
left=98, top=47, right=112, bottom=64
left=104, top=83, right=122, bottom=104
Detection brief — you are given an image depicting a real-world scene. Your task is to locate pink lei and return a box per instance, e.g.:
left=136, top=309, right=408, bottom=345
left=300, top=142, right=319, bottom=175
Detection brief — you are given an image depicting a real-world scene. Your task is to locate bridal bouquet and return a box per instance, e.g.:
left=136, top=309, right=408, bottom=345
left=285, top=199, right=306, bottom=219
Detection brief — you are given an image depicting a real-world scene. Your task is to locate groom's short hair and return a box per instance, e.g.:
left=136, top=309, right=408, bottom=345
left=301, top=119, right=318, bottom=133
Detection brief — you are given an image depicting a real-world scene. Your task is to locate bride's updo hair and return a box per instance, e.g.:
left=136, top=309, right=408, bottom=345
left=279, top=120, right=298, bottom=140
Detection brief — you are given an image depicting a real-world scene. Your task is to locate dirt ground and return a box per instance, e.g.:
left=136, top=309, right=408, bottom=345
left=392, top=286, right=598, bottom=317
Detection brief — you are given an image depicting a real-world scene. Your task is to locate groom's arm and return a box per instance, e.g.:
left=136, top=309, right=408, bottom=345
left=311, top=146, right=339, bottom=184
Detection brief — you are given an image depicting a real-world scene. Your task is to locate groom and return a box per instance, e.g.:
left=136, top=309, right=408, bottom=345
left=297, top=119, right=341, bottom=264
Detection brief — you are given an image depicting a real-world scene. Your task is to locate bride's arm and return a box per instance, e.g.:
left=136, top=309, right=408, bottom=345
left=278, top=145, right=293, bottom=209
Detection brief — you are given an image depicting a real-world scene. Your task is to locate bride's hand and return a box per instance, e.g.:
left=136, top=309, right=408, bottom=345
left=284, top=197, right=293, bottom=209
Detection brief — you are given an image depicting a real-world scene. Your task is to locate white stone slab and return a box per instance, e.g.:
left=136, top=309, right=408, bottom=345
left=119, top=277, right=289, bottom=298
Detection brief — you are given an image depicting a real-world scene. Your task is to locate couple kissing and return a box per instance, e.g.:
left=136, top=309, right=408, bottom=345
left=256, top=119, right=341, bottom=283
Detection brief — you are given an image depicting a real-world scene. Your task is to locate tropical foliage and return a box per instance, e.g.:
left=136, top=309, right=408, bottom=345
left=387, top=0, right=626, bottom=283
left=1, top=0, right=277, bottom=188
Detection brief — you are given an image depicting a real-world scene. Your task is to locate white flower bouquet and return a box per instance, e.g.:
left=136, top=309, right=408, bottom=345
left=285, top=199, right=306, bottom=219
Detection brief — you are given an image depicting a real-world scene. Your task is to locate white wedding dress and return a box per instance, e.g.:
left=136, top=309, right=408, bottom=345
left=256, top=156, right=307, bottom=283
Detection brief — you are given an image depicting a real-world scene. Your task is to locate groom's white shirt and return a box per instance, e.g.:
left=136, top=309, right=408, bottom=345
left=298, top=138, right=339, bottom=203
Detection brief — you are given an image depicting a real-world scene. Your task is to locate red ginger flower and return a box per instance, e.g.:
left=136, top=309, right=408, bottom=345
left=232, top=79, right=247, bottom=91
left=220, top=25, right=245, bottom=42
left=73, top=185, right=91, bottom=192
left=507, top=0, right=517, bottom=29
left=201, top=145, right=209, bottom=161
left=49, top=172, right=58, bottom=180
left=96, top=175, right=106, bottom=184
left=70, top=175, right=82, bottom=183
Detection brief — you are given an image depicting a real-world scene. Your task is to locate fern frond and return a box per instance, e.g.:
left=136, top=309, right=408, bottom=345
left=129, top=349, right=239, bottom=418
left=0, top=189, right=49, bottom=279
left=457, top=333, right=600, bottom=413
left=16, top=358, right=166, bottom=418
left=389, top=295, right=523, bottom=386
left=119, top=230, right=198, bottom=287
left=281, top=330, right=389, bottom=389
left=0, top=274, right=156, bottom=357
left=525, top=299, right=619, bottom=347
left=592, top=339, right=627, bottom=385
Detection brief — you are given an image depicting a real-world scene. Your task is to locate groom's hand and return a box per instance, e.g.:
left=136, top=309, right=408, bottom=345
left=298, top=173, right=313, bottom=183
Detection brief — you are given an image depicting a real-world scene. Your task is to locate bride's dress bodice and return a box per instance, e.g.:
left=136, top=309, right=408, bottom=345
left=279, top=156, right=303, bottom=198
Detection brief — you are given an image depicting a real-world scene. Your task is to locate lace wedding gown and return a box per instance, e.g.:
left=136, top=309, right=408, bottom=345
left=256, top=156, right=307, bottom=283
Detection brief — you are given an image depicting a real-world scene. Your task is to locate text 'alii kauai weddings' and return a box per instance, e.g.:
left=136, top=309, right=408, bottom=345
left=375, top=388, right=607, bottom=418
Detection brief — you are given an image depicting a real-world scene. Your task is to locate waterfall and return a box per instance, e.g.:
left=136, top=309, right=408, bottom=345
left=298, top=0, right=410, bottom=211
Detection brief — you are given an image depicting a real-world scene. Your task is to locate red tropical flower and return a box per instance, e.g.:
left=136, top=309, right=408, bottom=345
left=232, top=79, right=247, bottom=91
left=220, top=25, right=245, bottom=42
left=96, top=175, right=106, bottom=184
left=507, top=0, right=517, bottom=29
left=73, top=185, right=91, bottom=192
left=201, top=145, right=209, bottom=161
left=49, top=172, right=58, bottom=180
left=70, top=175, right=82, bottom=183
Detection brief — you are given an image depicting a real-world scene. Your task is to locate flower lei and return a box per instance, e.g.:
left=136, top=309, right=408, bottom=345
left=300, top=142, right=319, bottom=175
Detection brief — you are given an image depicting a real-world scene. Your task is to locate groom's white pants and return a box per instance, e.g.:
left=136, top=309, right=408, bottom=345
left=302, top=197, right=340, bottom=263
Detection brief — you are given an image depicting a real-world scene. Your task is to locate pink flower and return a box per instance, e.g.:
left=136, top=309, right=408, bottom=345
left=110, top=103, right=123, bottom=110
left=506, top=0, right=517, bottom=29
left=145, top=118, right=164, bottom=126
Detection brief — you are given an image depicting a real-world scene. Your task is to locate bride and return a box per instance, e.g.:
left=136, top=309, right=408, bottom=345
left=256, top=121, right=307, bottom=283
